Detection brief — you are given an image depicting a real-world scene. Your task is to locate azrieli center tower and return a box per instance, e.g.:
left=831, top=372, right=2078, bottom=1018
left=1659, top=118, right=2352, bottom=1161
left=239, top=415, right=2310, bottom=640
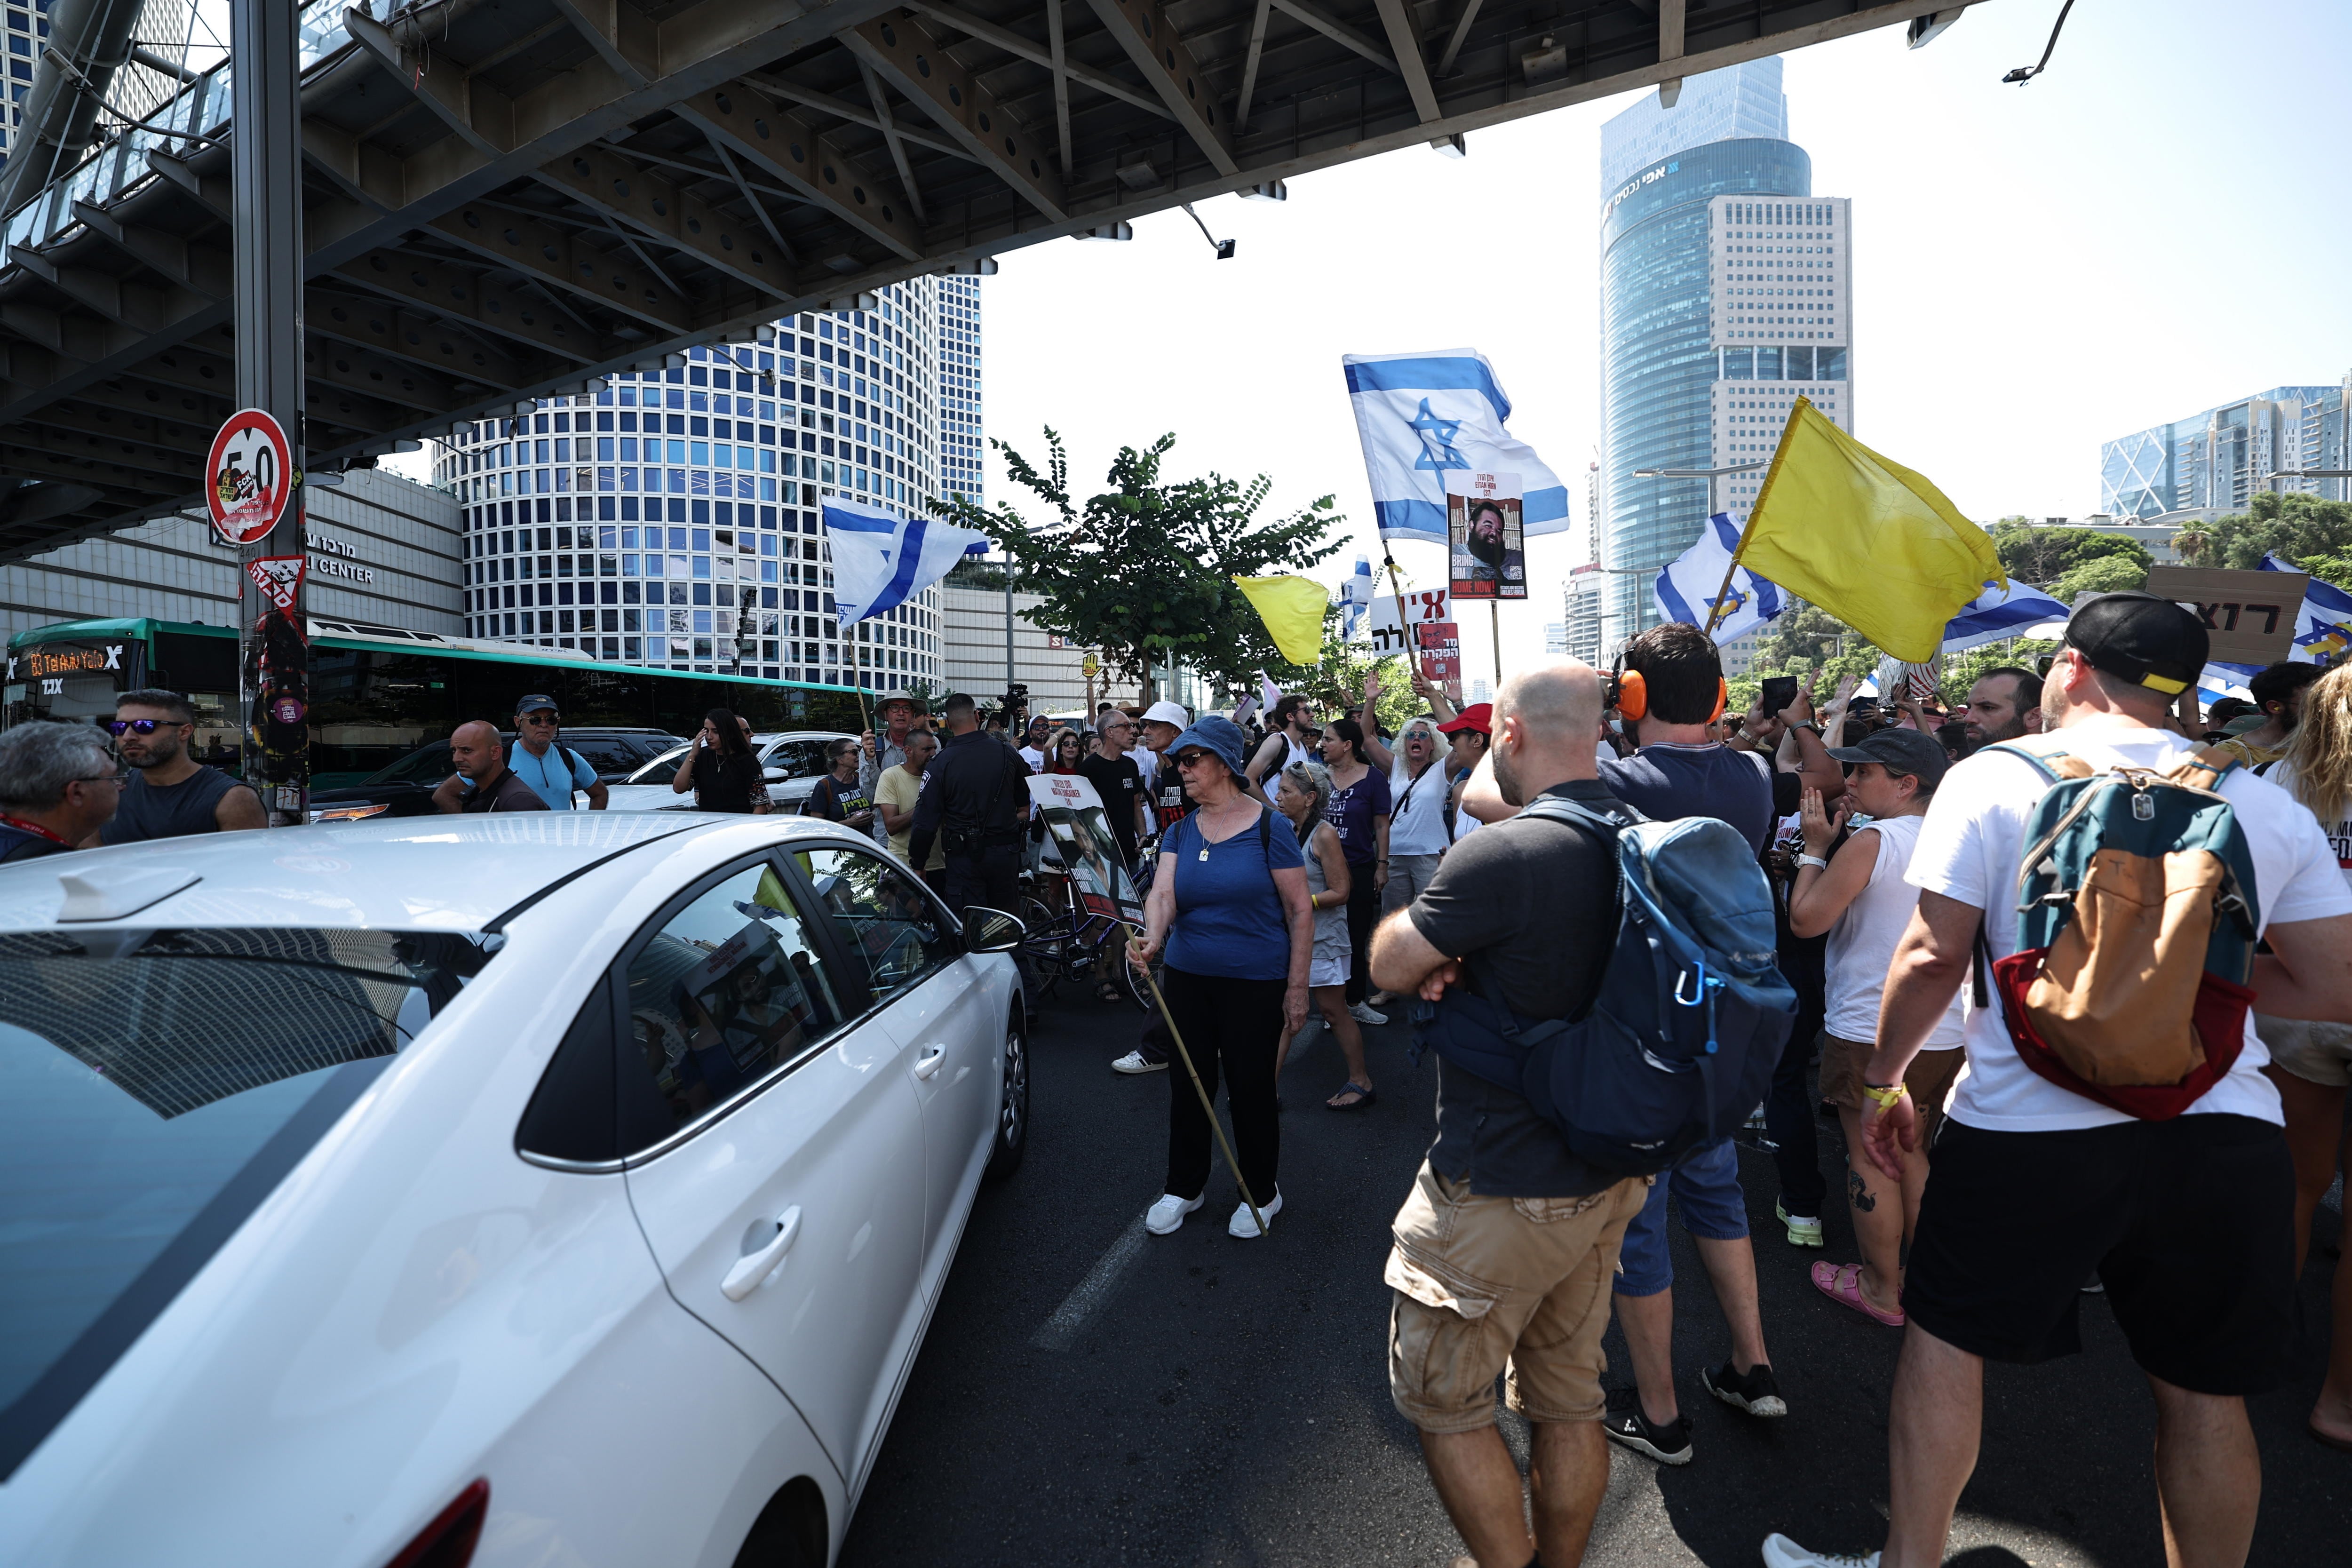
left=1597, top=58, right=1853, bottom=650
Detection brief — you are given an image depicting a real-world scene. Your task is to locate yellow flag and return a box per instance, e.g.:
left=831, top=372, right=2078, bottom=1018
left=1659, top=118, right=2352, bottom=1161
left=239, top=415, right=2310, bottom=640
left=1232, top=574, right=1329, bottom=665
left=1733, top=398, right=2005, bottom=662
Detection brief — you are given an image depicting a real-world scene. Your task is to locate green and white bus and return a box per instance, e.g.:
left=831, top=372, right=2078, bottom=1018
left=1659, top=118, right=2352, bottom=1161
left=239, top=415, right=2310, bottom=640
left=3, top=616, right=867, bottom=786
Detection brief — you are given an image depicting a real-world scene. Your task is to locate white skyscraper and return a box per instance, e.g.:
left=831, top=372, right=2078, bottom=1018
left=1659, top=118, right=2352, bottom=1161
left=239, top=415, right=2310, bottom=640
left=1707, top=192, right=1854, bottom=528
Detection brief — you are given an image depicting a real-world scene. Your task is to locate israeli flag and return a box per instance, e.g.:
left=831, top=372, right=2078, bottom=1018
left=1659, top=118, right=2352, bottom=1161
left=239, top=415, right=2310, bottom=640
left=1653, top=512, right=1782, bottom=644
left=1343, top=349, right=1570, bottom=541
left=823, top=499, right=992, bottom=625
left=2199, top=662, right=2261, bottom=707
left=1343, top=553, right=1375, bottom=640
left=2259, top=552, right=2352, bottom=662
left=1940, top=580, right=2071, bottom=653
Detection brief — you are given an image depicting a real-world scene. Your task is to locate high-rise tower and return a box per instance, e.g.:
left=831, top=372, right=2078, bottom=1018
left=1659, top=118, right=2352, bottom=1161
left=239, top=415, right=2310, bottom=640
left=1597, top=60, right=1852, bottom=649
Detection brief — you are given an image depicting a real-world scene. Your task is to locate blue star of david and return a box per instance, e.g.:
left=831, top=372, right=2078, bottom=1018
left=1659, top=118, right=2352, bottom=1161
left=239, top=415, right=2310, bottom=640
left=1407, top=398, right=1469, bottom=473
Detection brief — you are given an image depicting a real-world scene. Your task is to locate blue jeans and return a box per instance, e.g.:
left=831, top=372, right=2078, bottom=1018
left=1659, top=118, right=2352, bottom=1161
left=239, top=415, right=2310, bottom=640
left=1613, top=1138, right=1751, bottom=1298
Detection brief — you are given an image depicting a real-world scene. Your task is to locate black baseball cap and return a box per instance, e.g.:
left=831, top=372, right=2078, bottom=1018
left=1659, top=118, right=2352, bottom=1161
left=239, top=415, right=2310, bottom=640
left=2062, top=591, right=2207, bottom=696
left=515, top=693, right=558, bottom=715
left=1826, top=725, right=1949, bottom=790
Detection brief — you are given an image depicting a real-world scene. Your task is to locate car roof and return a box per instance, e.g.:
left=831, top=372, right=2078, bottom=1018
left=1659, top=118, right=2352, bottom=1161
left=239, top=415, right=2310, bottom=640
left=0, top=814, right=817, bottom=934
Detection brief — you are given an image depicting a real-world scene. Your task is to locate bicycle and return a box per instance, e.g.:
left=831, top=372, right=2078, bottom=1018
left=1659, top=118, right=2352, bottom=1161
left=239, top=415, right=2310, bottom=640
left=1017, top=838, right=1158, bottom=1010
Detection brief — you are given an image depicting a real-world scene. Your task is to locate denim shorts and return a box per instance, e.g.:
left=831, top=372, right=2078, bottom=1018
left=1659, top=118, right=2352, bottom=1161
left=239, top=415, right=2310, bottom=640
left=1612, top=1138, right=1750, bottom=1298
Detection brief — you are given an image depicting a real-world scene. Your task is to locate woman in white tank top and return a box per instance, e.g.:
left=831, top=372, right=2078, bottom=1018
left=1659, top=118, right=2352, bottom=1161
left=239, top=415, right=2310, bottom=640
left=1786, top=728, right=1963, bottom=1327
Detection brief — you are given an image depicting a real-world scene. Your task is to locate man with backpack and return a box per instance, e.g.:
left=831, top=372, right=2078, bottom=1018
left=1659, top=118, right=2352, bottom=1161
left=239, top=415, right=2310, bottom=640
left=1367, top=659, right=1674, bottom=1568
left=505, top=695, right=608, bottom=810
left=1764, top=593, right=2352, bottom=1568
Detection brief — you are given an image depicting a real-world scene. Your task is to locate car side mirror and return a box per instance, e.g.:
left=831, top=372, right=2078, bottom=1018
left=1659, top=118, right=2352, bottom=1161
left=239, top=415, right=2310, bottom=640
left=763, top=766, right=787, bottom=782
left=962, top=906, right=1025, bottom=954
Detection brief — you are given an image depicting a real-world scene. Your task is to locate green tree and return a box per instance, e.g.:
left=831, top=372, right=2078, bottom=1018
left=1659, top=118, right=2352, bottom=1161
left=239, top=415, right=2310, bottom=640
left=2201, top=493, right=2352, bottom=573
left=2047, top=553, right=2148, bottom=603
left=943, top=429, right=1344, bottom=700
left=1987, top=520, right=2150, bottom=586
left=1291, top=606, right=1417, bottom=730
left=1939, top=640, right=2058, bottom=707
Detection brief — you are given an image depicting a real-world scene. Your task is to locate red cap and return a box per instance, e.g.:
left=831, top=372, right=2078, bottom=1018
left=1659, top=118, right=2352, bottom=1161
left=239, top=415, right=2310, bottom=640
left=1437, top=703, right=1492, bottom=736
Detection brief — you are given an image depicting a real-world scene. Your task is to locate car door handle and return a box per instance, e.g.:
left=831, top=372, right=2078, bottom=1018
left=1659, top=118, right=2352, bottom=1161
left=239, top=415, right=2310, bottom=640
left=719, top=1206, right=802, bottom=1301
left=913, top=1046, right=946, bottom=1080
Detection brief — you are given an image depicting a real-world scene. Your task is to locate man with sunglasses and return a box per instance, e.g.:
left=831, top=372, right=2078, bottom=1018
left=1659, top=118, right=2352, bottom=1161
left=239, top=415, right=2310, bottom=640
left=0, top=721, right=124, bottom=859
left=99, top=689, right=266, bottom=844
left=506, top=694, right=608, bottom=811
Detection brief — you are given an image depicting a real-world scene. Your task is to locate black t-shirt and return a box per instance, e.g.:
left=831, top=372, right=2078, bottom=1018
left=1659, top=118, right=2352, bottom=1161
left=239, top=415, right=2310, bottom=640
left=1405, top=779, right=1629, bottom=1198
left=1076, top=752, right=1143, bottom=861
left=807, top=772, right=871, bottom=821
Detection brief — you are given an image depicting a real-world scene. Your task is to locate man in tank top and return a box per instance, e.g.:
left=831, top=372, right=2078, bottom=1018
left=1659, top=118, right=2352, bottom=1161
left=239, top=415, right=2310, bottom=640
left=1244, top=693, right=1320, bottom=791
left=98, top=689, right=266, bottom=844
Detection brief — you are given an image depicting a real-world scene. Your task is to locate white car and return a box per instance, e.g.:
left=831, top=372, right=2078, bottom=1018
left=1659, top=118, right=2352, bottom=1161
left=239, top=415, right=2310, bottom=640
left=0, top=813, right=1028, bottom=1567
left=604, top=732, right=855, bottom=814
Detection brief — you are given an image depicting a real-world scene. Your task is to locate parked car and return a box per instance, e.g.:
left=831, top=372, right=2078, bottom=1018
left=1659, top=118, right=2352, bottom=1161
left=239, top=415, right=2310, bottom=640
left=308, top=729, right=685, bottom=820
left=0, top=814, right=1028, bottom=1567
left=604, top=731, right=856, bottom=815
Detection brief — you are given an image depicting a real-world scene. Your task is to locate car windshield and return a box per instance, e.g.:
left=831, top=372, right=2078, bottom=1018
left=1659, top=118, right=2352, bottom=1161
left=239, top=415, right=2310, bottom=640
left=627, top=744, right=690, bottom=787
left=0, top=926, right=499, bottom=1480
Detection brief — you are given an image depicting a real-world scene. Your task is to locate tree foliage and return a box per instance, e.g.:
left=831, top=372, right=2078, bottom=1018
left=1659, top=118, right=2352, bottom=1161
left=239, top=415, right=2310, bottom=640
left=1291, top=606, right=1418, bottom=731
left=2046, top=553, right=2147, bottom=604
left=1988, top=519, right=2150, bottom=586
left=943, top=429, right=1344, bottom=700
left=2199, top=492, right=2352, bottom=575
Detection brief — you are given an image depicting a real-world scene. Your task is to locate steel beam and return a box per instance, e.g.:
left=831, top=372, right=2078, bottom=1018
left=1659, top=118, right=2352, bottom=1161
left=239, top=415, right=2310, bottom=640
left=909, top=0, right=1175, bottom=121
left=1082, top=0, right=1236, bottom=175
left=1369, top=0, right=1441, bottom=123
left=674, top=83, right=925, bottom=260
left=334, top=250, right=606, bottom=369
left=536, top=141, right=804, bottom=297
left=425, top=203, right=696, bottom=337
left=845, top=14, right=1067, bottom=222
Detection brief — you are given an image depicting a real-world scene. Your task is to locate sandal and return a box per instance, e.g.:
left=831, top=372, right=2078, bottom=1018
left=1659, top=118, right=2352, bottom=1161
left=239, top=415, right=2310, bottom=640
left=1093, top=981, right=1125, bottom=1003
left=1810, top=1260, right=1905, bottom=1327
left=1326, top=1082, right=1377, bottom=1111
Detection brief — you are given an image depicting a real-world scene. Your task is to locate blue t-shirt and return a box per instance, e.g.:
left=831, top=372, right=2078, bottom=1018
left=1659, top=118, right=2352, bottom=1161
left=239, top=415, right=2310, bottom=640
left=1324, top=765, right=1393, bottom=865
left=508, top=741, right=598, bottom=811
left=1161, top=806, right=1306, bottom=981
left=1598, top=742, right=1773, bottom=853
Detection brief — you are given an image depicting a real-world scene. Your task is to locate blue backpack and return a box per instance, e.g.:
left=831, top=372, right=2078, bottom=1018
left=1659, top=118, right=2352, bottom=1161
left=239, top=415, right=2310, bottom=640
left=1411, top=791, right=1796, bottom=1177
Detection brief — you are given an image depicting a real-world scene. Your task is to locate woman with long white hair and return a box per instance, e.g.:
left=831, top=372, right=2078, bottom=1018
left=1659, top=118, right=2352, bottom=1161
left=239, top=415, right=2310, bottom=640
left=2261, top=660, right=2352, bottom=1449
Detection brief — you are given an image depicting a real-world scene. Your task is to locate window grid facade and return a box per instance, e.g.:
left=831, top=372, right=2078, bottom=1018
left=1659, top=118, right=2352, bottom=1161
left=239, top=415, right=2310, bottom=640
left=2100, top=383, right=2351, bottom=520
left=434, top=274, right=984, bottom=689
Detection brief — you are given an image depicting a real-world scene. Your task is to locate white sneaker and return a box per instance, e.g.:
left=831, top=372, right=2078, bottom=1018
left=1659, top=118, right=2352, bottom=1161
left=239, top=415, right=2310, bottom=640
left=1112, top=1050, right=1168, bottom=1075
left=1760, top=1533, right=1879, bottom=1568
left=1348, top=1001, right=1388, bottom=1026
left=1228, top=1188, right=1283, bottom=1238
left=1144, top=1193, right=1203, bottom=1234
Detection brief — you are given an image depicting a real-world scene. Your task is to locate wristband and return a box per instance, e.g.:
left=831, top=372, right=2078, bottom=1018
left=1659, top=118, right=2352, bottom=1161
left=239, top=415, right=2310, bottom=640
left=1796, top=853, right=1829, bottom=870
left=1860, top=1081, right=1908, bottom=1111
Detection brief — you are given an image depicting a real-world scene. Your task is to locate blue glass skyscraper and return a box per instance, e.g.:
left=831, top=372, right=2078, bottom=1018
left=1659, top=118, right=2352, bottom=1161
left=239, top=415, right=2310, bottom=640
left=1598, top=60, right=1852, bottom=647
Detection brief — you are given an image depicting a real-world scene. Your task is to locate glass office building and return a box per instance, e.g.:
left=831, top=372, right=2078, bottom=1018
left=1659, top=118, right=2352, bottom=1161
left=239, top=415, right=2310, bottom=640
left=435, top=273, right=986, bottom=690
left=2101, top=383, right=2350, bottom=519
left=1597, top=62, right=1852, bottom=647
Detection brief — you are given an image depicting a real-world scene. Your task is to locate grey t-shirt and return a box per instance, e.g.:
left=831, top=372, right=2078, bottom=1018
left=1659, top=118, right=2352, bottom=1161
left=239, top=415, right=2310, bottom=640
left=1405, top=779, right=1628, bottom=1198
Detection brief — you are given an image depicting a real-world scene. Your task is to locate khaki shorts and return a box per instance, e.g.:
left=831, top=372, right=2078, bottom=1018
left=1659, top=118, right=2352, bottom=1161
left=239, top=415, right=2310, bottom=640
left=1385, top=1161, right=1648, bottom=1433
left=1819, top=1035, right=1964, bottom=1143
left=2258, top=1014, right=2352, bottom=1089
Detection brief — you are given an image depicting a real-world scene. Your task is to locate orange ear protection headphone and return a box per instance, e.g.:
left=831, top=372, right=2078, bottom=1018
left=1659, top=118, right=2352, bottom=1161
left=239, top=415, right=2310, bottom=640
left=1608, top=659, right=1727, bottom=725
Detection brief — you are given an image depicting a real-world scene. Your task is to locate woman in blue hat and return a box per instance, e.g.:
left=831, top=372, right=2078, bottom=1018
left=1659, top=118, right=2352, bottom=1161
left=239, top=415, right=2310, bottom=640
left=1129, top=715, right=1314, bottom=1238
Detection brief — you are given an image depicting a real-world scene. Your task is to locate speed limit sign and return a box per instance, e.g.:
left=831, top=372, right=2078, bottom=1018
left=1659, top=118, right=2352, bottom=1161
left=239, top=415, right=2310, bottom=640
left=207, top=408, right=296, bottom=546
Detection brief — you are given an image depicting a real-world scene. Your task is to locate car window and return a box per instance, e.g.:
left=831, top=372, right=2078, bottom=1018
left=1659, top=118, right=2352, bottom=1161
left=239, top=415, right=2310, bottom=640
left=366, top=742, right=454, bottom=785
left=764, top=739, right=831, bottom=780
left=794, top=846, right=956, bottom=1007
left=0, top=928, right=496, bottom=1480
left=626, top=744, right=689, bottom=787
left=564, top=738, right=640, bottom=777
left=620, top=860, right=848, bottom=1145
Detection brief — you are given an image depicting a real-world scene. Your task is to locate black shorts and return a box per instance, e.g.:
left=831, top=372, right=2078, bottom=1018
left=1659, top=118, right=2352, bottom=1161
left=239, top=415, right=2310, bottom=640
left=1904, top=1114, right=2295, bottom=1396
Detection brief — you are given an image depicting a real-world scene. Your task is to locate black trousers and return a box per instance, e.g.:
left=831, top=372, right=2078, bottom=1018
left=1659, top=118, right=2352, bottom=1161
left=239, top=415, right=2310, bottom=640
left=941, top=841, right=1020, bottom=926
left=1343, top=862, right=1379, bottom=1004
left=1161, top=965, right=1285, bottom=1203
left=1765, top=929, right=1829, bottom=1218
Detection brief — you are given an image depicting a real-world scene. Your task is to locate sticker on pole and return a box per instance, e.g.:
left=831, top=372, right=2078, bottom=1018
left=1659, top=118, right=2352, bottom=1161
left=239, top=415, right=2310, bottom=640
left=207, top=408, right=296, bottom=544
left=245, top=554, right=306, bottom=612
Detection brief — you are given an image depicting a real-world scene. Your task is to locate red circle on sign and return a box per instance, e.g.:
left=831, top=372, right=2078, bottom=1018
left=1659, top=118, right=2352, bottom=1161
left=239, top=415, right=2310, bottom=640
left=207, top=409, right=296, bottom=546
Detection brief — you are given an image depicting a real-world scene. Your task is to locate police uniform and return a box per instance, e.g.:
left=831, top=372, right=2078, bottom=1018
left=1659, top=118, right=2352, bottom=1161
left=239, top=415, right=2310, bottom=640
left=908, top=728, right=1031, bottom=926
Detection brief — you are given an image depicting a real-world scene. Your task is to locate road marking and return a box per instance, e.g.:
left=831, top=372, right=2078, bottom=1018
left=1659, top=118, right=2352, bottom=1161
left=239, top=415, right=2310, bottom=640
left=1031, top=1215, right=1148, bottom=1352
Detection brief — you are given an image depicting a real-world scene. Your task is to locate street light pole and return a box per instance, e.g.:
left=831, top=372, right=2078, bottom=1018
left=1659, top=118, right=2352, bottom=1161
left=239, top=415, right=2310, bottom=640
left=233, top=0, right=307, bottom=824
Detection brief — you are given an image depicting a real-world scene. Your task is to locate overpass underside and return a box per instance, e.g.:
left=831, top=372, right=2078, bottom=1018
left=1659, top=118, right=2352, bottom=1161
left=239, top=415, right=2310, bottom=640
left=0, top=0, right=1972, bottom=556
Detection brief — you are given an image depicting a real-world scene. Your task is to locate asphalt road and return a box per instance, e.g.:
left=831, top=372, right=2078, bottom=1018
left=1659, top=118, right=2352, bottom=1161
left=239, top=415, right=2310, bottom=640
left=841, top=992, right=2351, bottom=1567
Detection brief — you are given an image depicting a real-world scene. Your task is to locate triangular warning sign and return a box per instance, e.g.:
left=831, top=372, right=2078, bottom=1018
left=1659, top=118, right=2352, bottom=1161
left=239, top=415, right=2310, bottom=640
left=246, top=554, right=306, bottom=612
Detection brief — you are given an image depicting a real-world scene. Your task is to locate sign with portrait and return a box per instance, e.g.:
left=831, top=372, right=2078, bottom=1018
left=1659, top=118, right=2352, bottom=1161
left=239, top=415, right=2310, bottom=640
left=1025, top=773, right=1145, bottom=924
left=1446, top=471, right=1525, bottom=601
left=1415, top=621, right=1463, bottom=701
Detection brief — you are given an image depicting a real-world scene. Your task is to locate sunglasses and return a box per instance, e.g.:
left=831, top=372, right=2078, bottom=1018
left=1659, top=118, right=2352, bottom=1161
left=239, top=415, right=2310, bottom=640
left=522, top=713, right=559, bottom=725
left=1175, top=751, right=1216, bottom=768
left=105, top=718, right=183, bottom=736
left=77, top=770, right=128, bottom=788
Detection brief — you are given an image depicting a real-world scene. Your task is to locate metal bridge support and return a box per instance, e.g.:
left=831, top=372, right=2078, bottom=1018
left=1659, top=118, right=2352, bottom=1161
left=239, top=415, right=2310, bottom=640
left=233, top=0, right=309, bottom=825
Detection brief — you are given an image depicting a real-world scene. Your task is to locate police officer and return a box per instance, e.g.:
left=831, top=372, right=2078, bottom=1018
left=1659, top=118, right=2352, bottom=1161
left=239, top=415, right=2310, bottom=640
left=909, top=692, right=1033, bottom=930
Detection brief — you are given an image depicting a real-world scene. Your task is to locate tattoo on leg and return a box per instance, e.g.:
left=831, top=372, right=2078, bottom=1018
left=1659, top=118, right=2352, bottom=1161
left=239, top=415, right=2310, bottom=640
left=1847, top=1166, right=1877, bottom=1213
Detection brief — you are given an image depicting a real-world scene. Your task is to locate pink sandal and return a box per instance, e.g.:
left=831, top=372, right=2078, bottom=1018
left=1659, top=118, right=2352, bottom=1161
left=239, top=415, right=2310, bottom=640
left=1811, top=1260, right=1905, bottom=1327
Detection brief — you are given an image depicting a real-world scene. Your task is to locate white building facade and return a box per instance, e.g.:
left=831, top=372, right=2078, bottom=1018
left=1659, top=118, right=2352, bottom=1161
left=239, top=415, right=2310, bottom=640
left=1708, top=191, right=1852, bottom=525
left=434, top=272, right=985, bottom=692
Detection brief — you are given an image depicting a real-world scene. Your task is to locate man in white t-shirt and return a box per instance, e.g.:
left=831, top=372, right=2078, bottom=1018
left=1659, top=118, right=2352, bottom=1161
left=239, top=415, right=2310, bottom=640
left=1766, top=593, right=2352, bottom=1568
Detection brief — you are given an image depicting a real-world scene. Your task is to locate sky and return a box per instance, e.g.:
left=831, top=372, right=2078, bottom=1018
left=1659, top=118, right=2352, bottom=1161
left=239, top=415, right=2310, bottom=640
left=969, top=0, right=2352, bottom=681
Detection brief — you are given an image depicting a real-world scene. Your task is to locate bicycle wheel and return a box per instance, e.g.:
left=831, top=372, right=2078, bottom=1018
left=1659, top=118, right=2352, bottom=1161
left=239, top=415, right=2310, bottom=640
left=1017, top=895, right=1065, bottom=1001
